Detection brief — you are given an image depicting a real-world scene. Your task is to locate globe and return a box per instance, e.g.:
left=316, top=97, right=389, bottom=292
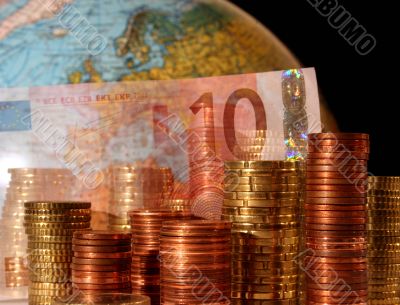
left=0, top=0, right=300, bottom=87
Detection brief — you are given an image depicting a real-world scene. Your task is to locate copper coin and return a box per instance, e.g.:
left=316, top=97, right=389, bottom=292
left=306, top=243, right=367, bottom=251
left=72, top=257, right=131, bottom=265
left=306, top=237, right=365, bottom=243
left=74, top=251, right=131, bottom=259
left=306, top=230, right=366, bottom=238
left=73, top=282, right=131, bottom=290
left=72, top=238, right=131, bottom=246
left=305, top=210, right=366, bottom=217
left=308, top=146, right=369, bottom=153
left=306, top=185, right=366, bottom=192
left=307, top=295, right=367, bottom=303
left=305, top=223, right=365, bottom=231
left=72, top=270, right=130, bottom=278
left=306, top=171, right=368, bottom=179
left=306, top=165, right=367, bottom=173
left=73, top=230, right=131, bottom=240
left=305, top=204, right=365, bottom=211
left=305, top=217, right=366, bottom=224
left=307, top=289, right=367, bottom=297
left=72, top=276, right=130, bottom=284
left=306, top=282, right=367, bottom=290
left=306, top=191, right=366, bottom=198
left=71, top=263, right=130, bottom=272
left=308, top=133, right=369, bottom=140
left=308, top=138, right=369, bottom=145
left=306, top=152, right=369, bottom=160
left=307, top=275, right=367, bottom=284
left=306, top=197, right=366, bottom=204
left=306, top=249, right=367, bottom=257
left=304, top=262, right=367, bottom=271
left=306, top=178, right=367, bottom=186
left=72, top=245, right=131, bottom=252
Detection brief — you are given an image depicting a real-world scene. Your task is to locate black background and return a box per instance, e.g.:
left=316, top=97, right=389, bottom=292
left=231, top=1, right=397, bottom=175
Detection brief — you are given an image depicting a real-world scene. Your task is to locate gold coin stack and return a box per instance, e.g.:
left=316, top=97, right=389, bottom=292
left=368, top=176, right=400, bottom=305
left=232, top=130, right=284, bottom=161
left=108, top=166, right=174, bottom=231
left=23, top=201, right=91, bottom=305
left=0, top=168, right=77, bottom=298
left=160, top=198, right=192, bottom=212
left=222, top=160, right=302, bottom=305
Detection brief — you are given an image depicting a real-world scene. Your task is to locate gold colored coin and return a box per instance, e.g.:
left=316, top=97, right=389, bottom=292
left=24, top=201, right=90, bottom=209
left=227, top=169, right=299, bottom=177
left=223, top=199, right=299, bottom=208
left=225, top=161, right=300, bottom=170
left=30, top=282, right=72, bottom=290
left=368, top=176, right=400, bottom=183
left=28, top=235, right=73, bottom=243
left=25, top=222, right=90, bottom=230
left=223, top=207, right=297, bottom=216
left=27, top=255, right=72, bottom=263
left=222, top=214, right=298, bottom=224
left=231, top=229, right=299, bottom=239
left=29, top=262, right=71, bottom=269
left=24, top=214, right=91, bottom=223
left=28, top=288, right=72, bottom=297
left=231, top=290, right=298, bottom=300
left=25, top=208, right=90, bottom=215
left=225, top=191, right=299, bottom=200
left=27, top=242, right=71, bottom=250
left=25, top=228, right=78, bottom=236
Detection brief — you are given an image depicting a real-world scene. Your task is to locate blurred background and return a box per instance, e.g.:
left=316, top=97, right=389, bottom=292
left=231, top=1, right=396, bottom=175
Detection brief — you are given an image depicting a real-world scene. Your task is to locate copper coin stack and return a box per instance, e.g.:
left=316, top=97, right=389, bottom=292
left=108, top=166, right=174, bottom=231
left=52, top=293, right=151, bottom=305
left=159, top=220, right=232, bottom=305
left=0, top=168, right=77, bottom=296
left=160, top=198, right=192, bottom=212
left=305, top=133, right=369, bottom=305
left=23, top=201, right=91, bottom=305
left=367, top=176, right=400, bottom=304
left=128, top=209, right=194, bottom=305
left=188, top=126, right=224, bottom=220
left=71, top=230, right=132, bottom=295
left=222, top=160, right=302, bottom=305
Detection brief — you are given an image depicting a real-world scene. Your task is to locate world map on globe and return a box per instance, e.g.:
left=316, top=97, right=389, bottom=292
left=0, top=0, right=299, bottom=88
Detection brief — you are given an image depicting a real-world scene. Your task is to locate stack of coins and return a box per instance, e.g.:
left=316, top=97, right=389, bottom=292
left=233, top=130, right=267, bottom=160
left=52, top=293, right=151, bottom=305
left=108, top=166, right=174, bottom=231
left=222, top=160, right=302, bottom=305
left=23, top=201, right=91, bottom=305
left=305, top=133, right=369, bottom=305
left=0, top=168, right=77, bottom=297
left=188, top=126, right=224, bottom=220
left=160, top=198, right=192, bottom=212
left=128, top=209, right=194, bottom=305
left=367, top=176, right=400, bottom=304
left=71, top=230, right=132, bottom=295
left=159, top=220, right=232, bottom=305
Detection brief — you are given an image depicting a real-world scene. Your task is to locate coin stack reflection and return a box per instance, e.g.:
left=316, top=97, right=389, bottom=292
left=305, top=133, right=369, bottom=305
left=367, top=176, right=400, bottom=304
left=24, top=201, right=91, bottom=305
left=188, top=126, right=224, bottom=220
left=128, top=209, right=194, bottom=305
left=222, top=160, right=302, bottom=305
left=71, top=230, right=132, bottom=295
left=160, top=220, right=232, bottom=305
left=108, top=166, right=174, bottom=231
left=0, top=168, right=77, bottom=297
